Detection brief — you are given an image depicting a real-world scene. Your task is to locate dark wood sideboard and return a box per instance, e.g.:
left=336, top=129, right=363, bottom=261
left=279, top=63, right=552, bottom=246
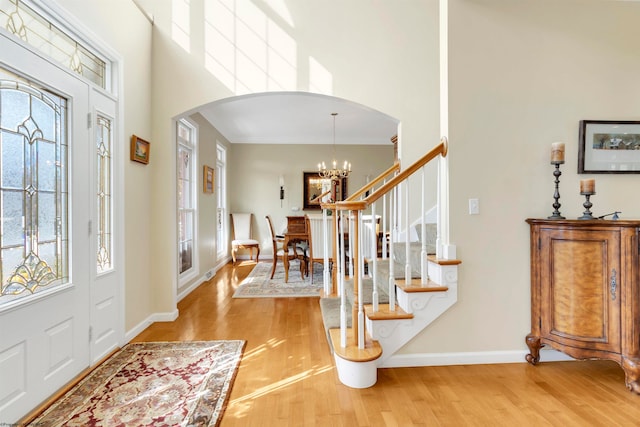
left=525, top=218, right=640, bottom=393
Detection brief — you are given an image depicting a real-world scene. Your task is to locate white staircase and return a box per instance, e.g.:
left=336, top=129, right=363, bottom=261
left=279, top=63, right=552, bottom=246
left=366, top=257, right=459, bottom=367
left=319, top=137, right=460, bottom=388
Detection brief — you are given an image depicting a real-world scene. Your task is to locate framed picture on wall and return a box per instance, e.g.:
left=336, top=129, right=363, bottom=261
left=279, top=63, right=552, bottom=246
left=130, top=135, right=150, bottom=164
left=303, top=171, right=347, bottom=210
left=578, top=120, right=640, bottom=173
left=203, top=165, right=214, bottom=193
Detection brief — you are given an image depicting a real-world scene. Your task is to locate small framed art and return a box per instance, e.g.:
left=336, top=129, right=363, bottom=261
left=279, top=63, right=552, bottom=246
left=203, top=165, right=214, bottom=193
left=130, top=135, right=150, bottom=164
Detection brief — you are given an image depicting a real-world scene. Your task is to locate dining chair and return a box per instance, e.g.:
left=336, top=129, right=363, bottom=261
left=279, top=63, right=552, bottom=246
left=304, top=215, right=333, bottom=284
left=230, top=213, right=260, bottom=265
left=265, top=215, right=305, bottom=280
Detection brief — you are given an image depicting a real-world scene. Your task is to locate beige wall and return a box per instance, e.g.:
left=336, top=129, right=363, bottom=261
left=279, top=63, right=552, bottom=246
left=143, top=0, right=441, bottom=319
left=49, top=0, right=640, bottom=358
left=228, top=143, right=395, bottom=255
left=54, top=0, right=154, bottom=331
left=178, top=113, right=394, bottom=297
left=404, top=0, right=640, bottom=354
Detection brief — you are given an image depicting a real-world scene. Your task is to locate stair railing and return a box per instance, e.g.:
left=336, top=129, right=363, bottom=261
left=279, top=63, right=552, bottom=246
left=332, top=137, right=448, bottom=349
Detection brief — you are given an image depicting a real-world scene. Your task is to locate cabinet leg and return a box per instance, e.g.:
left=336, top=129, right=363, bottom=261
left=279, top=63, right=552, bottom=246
left=622, top=357, right=640, bottom=394
left=525, top=334, right=542, bottom=365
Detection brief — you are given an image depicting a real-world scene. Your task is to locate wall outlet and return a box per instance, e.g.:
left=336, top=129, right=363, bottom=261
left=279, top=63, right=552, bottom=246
left=469, top=198, right=480, bottom=215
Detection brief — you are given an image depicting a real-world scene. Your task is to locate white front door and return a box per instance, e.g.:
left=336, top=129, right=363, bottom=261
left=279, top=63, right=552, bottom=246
left=89, top=90, right=121, bottom=364
left=0, top=33, right=91, bottom=422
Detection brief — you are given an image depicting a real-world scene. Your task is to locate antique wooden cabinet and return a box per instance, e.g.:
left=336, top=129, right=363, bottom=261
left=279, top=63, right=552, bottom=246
left=526, top=219, right=640, bottom=393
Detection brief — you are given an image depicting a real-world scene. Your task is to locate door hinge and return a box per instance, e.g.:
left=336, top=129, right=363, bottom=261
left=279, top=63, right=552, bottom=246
left=89, top=326, right=93, bottom=343
left=87, top=112, right=92, bottom=129
left=88, top=220, right=92, bottom=235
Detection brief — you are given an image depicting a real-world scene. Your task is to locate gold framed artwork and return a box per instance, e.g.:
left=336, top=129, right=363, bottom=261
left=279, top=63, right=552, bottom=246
left=203, top=165, right=214, bottom=193
left=130, top=135, right=150, bottom=164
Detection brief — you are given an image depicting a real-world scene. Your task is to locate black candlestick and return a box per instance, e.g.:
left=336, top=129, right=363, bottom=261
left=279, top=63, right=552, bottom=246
left=548, top=162, right=565, bottom=219
left=578, top=192, right=595, bottom=220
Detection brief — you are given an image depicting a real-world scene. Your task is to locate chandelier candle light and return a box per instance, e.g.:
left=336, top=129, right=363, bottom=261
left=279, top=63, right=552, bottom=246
left=548, top=142, right=565, bottom=219
left=318, top=113, right=351, bottom=181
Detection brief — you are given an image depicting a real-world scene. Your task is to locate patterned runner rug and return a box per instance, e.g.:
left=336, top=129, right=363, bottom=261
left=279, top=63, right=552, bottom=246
left=233, top=261, right=324, bottom=298
left=29, top=340, right=245, bottom=427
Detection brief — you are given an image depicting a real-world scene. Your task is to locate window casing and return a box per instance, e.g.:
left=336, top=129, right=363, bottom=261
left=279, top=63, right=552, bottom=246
left=216, top=143, right=227, bottom=259
left=177, top=119, right=197, bottom=281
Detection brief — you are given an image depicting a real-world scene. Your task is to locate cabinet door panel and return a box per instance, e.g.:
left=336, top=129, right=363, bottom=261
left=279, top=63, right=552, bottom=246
left=541, top=228, right=621, bottom=352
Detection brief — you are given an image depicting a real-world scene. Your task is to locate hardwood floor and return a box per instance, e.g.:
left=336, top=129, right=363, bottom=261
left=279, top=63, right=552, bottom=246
left=132, top=262, right=640, bottom=426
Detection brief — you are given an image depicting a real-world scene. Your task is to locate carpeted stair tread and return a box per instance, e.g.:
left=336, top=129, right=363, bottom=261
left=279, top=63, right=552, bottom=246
left=343, top=276, right=389, bottom=306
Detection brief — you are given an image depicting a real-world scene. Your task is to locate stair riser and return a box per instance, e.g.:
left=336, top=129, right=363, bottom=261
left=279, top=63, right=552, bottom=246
left=371, top=285, right=457, bottom=366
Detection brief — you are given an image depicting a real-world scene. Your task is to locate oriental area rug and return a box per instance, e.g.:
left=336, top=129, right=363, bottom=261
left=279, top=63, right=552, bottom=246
left=28, top=340, right=245, bottom=427
left=233, top=261, right=324, bottom=298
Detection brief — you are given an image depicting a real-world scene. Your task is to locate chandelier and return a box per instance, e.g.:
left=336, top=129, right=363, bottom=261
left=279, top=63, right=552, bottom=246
left=318, top=113, right=351, bottom=180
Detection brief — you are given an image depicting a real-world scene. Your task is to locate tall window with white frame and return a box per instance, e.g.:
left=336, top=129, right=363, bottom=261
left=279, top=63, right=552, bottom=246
left=216, top=143, right=227, bottom=259
left=177, top=119, right=197, bottom=279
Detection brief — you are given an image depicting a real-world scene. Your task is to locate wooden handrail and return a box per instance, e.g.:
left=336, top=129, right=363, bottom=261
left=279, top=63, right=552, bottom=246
left=346, top=162, right=401, bottom=202
left=311, top=190, right=331, bottom=204
left=335, top=138, right=448, bottom=211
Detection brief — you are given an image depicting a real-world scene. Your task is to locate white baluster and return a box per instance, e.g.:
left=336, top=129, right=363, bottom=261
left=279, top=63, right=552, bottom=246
left=388, top=185, right=396, bottom=312
left=404, top=180, right=411, bottom=283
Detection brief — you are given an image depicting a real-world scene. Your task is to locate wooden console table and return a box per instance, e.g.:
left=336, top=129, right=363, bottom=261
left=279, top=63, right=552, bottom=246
left=525, top=218, right=640, bottom=393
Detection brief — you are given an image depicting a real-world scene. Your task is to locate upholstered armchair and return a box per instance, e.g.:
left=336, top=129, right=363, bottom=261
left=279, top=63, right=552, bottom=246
left=230, top=213, right=260, bottom=265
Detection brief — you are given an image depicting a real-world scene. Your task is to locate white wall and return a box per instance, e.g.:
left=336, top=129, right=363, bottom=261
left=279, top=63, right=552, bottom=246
left=402, top=0, right=640, bottom=355
left=228, top=143, right=394, bottom=256
left=54, top=0, right=153, bottom=331
left=143, top=0, right=441, bottom=317
left=49, top=0, right=640, bottom=361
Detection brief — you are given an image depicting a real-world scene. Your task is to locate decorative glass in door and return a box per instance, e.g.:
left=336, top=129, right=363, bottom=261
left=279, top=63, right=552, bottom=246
left=96, top=114, right=112, bottom=273
left=0, top=74, right=68, bottom=304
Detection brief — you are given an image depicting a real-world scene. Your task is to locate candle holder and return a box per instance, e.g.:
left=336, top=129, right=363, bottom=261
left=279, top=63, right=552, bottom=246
left=548, top=161, right=565, bottom=219
left=578, top=191, right=595, bottom=220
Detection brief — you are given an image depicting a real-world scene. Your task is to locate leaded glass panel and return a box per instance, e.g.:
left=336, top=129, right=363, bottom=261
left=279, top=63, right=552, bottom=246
left=0, top=0, right=106, bottom=88
left=0, top=73, right=68, bottom=304
left=96, top=114, right=112, bottom=273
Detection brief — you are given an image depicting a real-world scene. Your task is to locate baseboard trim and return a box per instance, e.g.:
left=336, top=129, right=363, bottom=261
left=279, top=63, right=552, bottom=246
left=124, top=309, right=179, bottom=342
left=381, top=348, right=574, bottom=368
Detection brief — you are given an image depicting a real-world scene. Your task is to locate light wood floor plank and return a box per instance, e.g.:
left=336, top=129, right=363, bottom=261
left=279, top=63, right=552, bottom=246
left=129, top=262, right=640, bottom=426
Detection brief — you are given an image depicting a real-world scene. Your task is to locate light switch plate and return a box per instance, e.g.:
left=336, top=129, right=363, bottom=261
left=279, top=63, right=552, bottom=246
left=469, top=198, right=479, bottom=215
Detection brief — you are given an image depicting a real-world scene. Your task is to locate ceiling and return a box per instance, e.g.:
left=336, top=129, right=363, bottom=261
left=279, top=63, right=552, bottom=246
left=195, top=92, right=399, bottom=146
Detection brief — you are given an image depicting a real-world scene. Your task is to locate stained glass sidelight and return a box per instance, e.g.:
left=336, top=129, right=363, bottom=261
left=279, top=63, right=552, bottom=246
left=96, top=115, right=112, bottom=273
left=0, top=73, right=69, bottom=304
